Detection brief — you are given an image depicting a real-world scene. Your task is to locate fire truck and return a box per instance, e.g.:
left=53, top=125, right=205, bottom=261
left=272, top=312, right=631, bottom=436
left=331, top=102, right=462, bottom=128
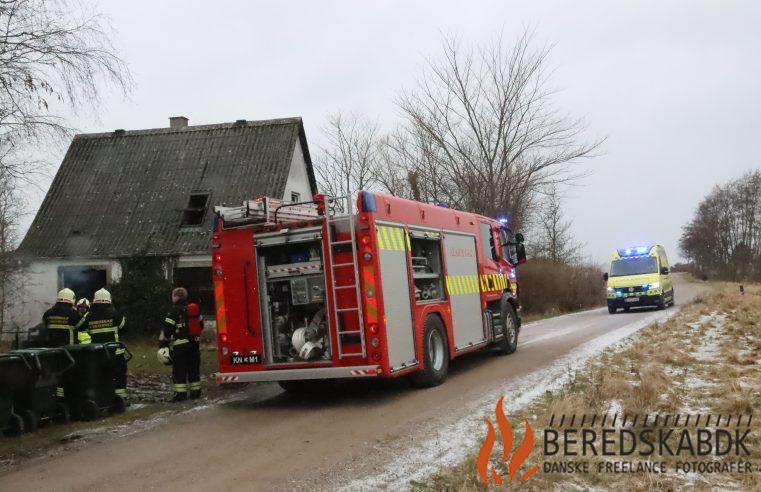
left=211, top=192, right=526, bottom=390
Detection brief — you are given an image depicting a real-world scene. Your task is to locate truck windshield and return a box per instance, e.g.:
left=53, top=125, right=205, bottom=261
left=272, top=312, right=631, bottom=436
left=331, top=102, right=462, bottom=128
left=610, top=256, right=657, bottom=277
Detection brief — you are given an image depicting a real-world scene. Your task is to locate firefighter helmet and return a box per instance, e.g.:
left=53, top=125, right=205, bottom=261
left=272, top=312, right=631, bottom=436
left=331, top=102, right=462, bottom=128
left=93, top=288, right=112, bottom=304
left=56, top=288, right=76, bottom=304
left=157, top=347, right=172, bottom=366
left=76, top=298, right=91, bottom=309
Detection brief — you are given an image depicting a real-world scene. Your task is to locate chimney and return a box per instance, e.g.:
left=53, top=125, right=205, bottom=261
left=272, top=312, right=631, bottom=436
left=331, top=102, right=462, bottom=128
left=169, top=116, right=189, bottom=129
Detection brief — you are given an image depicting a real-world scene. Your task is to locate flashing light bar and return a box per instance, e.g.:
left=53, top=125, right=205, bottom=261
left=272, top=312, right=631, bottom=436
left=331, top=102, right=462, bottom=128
left=617, top=245, right=652, bottom=257
left=497, top=216, right=508, bottom=225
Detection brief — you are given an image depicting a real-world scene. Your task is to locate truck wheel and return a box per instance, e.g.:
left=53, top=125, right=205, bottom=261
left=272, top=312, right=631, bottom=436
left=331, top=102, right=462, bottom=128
left=495, top=301, right=518, bottom=355
left=410, top=316, right=449, bottom=388
left=608, top=305, right=617, bottom=314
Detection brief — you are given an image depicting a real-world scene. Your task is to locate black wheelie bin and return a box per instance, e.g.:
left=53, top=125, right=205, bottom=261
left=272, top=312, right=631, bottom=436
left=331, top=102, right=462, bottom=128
left=0, top=353, right=34, bottom=436
left=10, top=347, right=75, bottom=431
left=62, top=342, right=132, bottom=421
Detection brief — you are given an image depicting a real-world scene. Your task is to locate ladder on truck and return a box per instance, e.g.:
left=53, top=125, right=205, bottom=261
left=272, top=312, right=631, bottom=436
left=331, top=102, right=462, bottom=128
left=325, top=196, right=366, bottom=359
left=215, top=197, right=321, bottom=226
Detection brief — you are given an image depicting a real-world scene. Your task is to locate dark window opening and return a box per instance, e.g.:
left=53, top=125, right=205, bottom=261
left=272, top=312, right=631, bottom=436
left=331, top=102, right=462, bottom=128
left=173, top=267, right=213, bottom=315
left=59, top=266, right=107, bottom=301
left=290, top=191, right=301, bottom=202
left=181, top=193, right=210, bottom=227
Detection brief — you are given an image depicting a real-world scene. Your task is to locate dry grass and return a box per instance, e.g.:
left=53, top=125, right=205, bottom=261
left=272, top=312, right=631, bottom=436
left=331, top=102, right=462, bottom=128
left=416, top=281, right=761, bottom=491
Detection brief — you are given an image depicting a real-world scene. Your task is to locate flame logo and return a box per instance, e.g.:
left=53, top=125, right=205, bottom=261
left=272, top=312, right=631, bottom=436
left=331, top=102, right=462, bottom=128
left=476, top=395, right=539, bottom=486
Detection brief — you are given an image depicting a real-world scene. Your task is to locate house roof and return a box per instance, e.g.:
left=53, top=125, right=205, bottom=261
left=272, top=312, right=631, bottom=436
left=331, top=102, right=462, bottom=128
left=18, top=117, right=317, bottom=258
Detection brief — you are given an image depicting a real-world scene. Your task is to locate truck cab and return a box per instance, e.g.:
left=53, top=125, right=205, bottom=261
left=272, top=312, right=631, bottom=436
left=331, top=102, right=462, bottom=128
left=604, top=244, right=674, bottom=314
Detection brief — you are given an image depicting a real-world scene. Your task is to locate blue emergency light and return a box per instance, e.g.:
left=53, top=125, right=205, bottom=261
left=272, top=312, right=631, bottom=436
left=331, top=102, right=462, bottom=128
left=618, top=245, right=652, bottom=257
left=497, top=216, right=508, bottom=225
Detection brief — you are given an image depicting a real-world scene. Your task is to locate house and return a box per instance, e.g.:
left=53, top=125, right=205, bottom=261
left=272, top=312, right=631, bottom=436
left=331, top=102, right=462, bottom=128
left=11, top=116, right=317, bottom=328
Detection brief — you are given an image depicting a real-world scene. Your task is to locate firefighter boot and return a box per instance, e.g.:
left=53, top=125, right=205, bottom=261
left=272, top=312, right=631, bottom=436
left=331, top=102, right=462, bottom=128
left=171, top=392, right=188, bottom=402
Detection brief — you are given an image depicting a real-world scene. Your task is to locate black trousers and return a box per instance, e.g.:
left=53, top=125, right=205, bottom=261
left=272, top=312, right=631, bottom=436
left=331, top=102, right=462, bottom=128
left=171, top=342, right=201, bottom=394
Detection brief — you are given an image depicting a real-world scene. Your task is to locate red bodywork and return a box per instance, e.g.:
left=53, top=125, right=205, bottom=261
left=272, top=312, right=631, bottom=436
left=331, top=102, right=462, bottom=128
left=213, top=192, right=521, bottom=382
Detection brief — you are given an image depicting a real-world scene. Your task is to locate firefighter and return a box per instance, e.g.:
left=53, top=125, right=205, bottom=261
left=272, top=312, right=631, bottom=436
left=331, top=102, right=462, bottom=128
left=160, top=287, right=201, bottom=401
left=78, top=288, right=128, bottom=401
left=43, top=288, right=89, bottom=399
left=76, top=297, right=91, bottom=317
left=43, top=288, right=90, bottom=346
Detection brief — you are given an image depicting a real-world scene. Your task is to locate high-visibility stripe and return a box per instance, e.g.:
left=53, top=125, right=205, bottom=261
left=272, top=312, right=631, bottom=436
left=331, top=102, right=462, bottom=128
left=115, top=347, right=126, bottom=355
left=380, top=226, right=391, bottom=250
left=405, top=230, right=412, bottom=251
left=56, top=387, right=65, bottom=397
left=171, top=338, right=190, bottom=346
left=173, top=383, right=188, bottom=392
left=189, top=381, right=201, bottom=391
left=164, top=317, right=176, bottom=326
left=115, top=388, right=127, bottom=397
left=376, top=227, right=386, bottom=250
left=47, top=324, right=73, bottom=329
left=90, top=326, right=118, bottom=334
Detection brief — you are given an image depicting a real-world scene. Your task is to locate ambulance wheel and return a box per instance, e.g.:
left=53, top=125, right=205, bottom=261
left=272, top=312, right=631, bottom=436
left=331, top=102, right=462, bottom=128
left=21, top=409, right=39, bottom=432
left=79, top=400, right=99, bottom=421
left=495, top=301, right=518, bottom=355
left=410, top=315, right=449, bottom=388
left=3, top=413, right=24, bottom=437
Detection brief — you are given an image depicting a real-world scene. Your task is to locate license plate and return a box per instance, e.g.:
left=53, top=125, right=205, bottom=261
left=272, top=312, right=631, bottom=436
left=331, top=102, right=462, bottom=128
left=624, top=297, right=639, bottom=303
left=230, top=354, right=261, bottom=365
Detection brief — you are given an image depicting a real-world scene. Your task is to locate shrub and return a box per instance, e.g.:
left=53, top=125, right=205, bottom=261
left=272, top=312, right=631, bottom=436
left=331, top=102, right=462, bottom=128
left=518, top=259, right=605, bottom=316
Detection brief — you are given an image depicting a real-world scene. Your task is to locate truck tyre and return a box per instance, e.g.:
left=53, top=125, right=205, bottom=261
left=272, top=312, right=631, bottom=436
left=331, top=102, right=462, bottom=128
left=608, top=305, right=617, bottom=314
left=495, top=301, right=518, bottom=355
left=410, top=316, right=449, bottom=388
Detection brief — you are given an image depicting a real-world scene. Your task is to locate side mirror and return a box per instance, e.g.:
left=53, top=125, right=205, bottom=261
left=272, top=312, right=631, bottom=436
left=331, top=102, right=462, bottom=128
left=660, top=267, right=669, bottom=275
left=603, top=272, right=609, bottom=282
left=516, top=243, right=527, bottom=264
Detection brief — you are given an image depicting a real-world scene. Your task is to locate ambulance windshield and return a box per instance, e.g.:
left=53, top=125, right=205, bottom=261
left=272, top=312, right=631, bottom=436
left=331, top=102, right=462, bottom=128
left=610, top=256, right=657, bottom=277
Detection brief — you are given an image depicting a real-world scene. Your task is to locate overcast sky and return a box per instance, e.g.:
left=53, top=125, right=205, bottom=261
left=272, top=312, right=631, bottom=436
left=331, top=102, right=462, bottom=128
left=19, top=0, right=761, bottom=265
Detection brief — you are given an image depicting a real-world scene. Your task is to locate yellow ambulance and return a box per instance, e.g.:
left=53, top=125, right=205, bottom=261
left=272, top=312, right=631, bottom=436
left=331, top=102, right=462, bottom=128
left=603, top=245, right=674, bottom=314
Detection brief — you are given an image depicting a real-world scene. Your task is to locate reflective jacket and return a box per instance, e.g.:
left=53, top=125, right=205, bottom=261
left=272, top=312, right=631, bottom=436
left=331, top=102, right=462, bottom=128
left=79, top=304, right=126, bottom=343
left=42, top=303, right=84, bottom=346
left=160, top=301, right=195, bottom=348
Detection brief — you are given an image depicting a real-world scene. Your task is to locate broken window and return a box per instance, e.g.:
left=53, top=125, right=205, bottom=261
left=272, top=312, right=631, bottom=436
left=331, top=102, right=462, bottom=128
left=181, top=192, right=210, bottom=227
left=59, top=266, right=107, bottom=301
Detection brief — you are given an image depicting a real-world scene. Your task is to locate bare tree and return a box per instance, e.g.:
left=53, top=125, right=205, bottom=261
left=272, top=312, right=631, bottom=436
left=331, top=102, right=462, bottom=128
left=395, top=30, right=602, bottom=229
left=529, top=186, right=584, bottom=264
left=680, top=170, right=761, bottom=280
left=314, top=111, right=380, bottom=200
left=0, top=0, right=131, bottom=336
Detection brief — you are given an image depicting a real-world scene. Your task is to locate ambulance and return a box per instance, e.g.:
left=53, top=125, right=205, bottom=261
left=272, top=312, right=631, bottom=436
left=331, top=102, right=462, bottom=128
left=604, top=244, right=674, bottom=314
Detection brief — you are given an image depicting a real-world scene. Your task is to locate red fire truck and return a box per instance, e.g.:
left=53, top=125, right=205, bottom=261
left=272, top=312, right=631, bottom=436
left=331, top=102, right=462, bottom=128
left=211, top=192, right=526, bottom=390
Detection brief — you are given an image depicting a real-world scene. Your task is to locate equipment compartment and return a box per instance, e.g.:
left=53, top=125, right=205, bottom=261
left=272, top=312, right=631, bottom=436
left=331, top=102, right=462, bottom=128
left=256, top=238, right=332, bottom=364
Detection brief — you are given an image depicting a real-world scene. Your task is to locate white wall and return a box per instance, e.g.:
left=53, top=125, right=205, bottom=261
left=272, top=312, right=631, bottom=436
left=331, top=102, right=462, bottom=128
left=282, top=142, right=314, bottom=202
left=7, top=258, right=121, bottom=331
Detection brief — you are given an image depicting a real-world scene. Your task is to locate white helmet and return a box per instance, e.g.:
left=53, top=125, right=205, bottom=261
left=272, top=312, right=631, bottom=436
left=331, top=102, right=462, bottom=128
left=56, top=288, right=76, bottom=304
left=157, top=347, right=172, bottom=365
left=76, top=298, right=91, bottom=309
left=93, top=288, right=112, bottom=304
